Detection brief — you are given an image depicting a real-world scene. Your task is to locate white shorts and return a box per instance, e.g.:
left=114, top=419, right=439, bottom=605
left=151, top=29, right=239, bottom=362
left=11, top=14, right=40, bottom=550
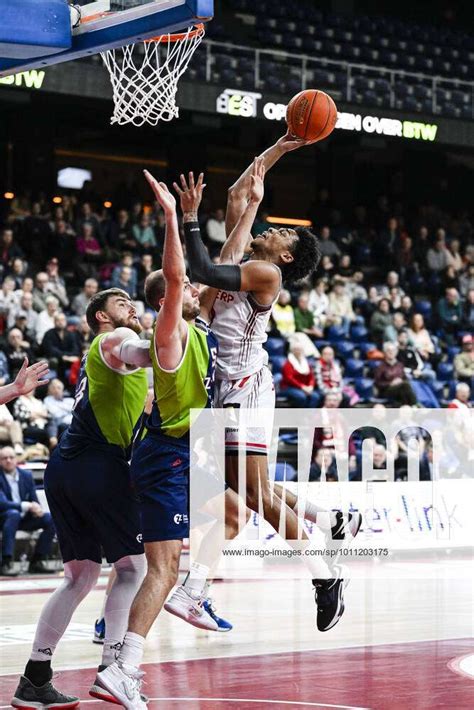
left=215, top=366, right=275, bottom=455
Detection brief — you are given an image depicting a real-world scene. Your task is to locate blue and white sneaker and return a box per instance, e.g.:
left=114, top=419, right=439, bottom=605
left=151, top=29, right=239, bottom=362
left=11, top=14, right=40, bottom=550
left=202, top=598, right=233, bottom=632
left=93, top=617, right=106, bottom=644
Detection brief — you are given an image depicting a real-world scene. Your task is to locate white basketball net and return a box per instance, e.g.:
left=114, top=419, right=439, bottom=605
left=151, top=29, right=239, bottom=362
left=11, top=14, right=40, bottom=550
left=101, top=25, right=205, bottom=127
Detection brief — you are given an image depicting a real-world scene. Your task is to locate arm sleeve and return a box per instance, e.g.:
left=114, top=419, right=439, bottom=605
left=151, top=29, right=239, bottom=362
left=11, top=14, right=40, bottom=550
left=184, top=222, right=242, bottom=291
left=118, top=339, right=152, bottom=368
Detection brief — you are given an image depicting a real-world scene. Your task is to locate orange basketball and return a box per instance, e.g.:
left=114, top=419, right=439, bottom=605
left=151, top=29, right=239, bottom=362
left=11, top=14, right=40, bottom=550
left=286, top=89, right=338, bottom=142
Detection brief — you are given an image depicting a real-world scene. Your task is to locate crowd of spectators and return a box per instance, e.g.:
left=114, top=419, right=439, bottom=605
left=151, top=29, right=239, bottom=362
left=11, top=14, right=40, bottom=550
left=0, top=188, right=472, bottom=469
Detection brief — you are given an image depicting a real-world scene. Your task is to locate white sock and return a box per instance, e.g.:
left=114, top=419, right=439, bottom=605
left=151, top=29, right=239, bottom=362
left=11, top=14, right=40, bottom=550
left=30, top=560, right=101, bottom=661
left=117, top=631, right=145, bottom=671
left=293, top=500, right=337, bottom=531
left=303, top=542, right=332, bottom=581
left=101, top=555, right=146, bottom=668
left=183, top=562, right=210, bottom=597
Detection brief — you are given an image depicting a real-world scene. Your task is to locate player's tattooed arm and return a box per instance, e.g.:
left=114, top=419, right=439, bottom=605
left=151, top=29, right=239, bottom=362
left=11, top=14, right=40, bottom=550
left=220, top=157, right=265, bottom=266
left=144, top=170, right=188, bottom=370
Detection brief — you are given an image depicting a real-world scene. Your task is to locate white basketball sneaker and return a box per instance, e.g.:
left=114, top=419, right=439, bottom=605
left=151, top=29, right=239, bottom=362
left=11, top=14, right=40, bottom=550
left=92, top=662, right=147, bottom=709
left=164, top=586, right=219, bottom=631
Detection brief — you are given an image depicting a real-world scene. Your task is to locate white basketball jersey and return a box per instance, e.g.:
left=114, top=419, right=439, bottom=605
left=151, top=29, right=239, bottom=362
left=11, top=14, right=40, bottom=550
left=210, top=270, right=281, bottom=380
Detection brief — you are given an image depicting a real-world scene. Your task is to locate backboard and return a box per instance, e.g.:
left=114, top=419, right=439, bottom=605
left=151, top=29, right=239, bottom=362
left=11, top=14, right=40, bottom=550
left=0, top=0, right=213, bottom=77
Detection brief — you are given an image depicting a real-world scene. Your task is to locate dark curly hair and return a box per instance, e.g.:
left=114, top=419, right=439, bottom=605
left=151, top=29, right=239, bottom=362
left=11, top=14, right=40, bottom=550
left=280, top=227, right=321, bottom=286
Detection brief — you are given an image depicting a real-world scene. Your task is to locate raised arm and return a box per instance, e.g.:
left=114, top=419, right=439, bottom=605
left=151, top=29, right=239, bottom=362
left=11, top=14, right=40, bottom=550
left=219, top=157, right=265, bottom=265
left=0, top=359, right=49, bottom=405
left=101, top=327, right=152, bottom=369
left=225, top=131, right=316, bottom=236
left=145, top=171, right=188, bottom=370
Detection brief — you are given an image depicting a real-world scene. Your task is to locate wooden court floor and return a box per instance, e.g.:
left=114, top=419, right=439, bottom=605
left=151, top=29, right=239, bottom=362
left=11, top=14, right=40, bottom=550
left=0, top=562, right=473, bottom=709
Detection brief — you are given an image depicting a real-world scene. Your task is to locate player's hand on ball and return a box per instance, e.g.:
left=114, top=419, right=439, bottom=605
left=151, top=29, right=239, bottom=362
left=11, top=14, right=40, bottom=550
left=249, top=157, right=265, bottom=204
left=277, top=130, right=319, bottom=152
left=173, top=172, right=206, bottom=216
left=144, top=170, right=176, bottom=214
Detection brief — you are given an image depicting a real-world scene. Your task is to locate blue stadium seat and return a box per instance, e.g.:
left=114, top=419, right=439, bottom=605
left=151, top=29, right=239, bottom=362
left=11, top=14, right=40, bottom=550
left=344, top=359, right=364, bottom=377
left=365, top=359, right=381, bottom=373
left=437, top=363, right=454, bottom=382
left=335, top=341, right=355, bottom=359
left=355, top=378, right=374, bottom=400
left=326, top=325, right=347, bottom=342
left=350, top=324, right=369, bottom=342
left=270, top=355, right=287, bottom=374
left=446, top=346, right=461, bottom=362
left=269, top=463, right=297, bottom=482
left=359, top=342, right=377, bottom=357
left=265, top=337, right=286, bottom=357
left=414, top=300, right=432, bottom=318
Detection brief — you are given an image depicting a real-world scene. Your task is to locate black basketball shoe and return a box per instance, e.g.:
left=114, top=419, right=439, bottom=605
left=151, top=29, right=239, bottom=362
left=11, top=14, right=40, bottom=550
left=313, top=565, right=348, bottom=632
left=11, top=675, right=79, bottom=709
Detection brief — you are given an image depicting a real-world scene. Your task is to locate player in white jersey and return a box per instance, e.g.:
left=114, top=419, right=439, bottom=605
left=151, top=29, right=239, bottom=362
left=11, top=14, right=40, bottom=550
left=179, top=149, right=360, bottom=633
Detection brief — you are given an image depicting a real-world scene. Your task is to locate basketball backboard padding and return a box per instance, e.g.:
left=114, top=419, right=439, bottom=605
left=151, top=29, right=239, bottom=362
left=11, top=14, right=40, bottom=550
left=0, top=0, right=71, bottom=60
left=0, top=0, right=213, bottom=76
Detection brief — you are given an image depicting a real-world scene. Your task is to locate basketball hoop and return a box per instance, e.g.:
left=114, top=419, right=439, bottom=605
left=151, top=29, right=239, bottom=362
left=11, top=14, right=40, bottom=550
left=101, top=23, right=205, bottom=127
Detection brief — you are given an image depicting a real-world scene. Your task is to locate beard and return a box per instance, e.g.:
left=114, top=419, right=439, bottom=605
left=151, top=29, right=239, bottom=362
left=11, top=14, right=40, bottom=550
left=112, top=315, right=142, bottom=334
left=183, top=302, right=201, bottom=321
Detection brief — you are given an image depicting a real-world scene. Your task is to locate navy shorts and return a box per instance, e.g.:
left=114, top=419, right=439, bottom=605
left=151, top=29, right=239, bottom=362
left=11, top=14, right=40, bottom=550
left=45, top=445, right=144, bottom=564
left=130, top=433, right=190, bottom=543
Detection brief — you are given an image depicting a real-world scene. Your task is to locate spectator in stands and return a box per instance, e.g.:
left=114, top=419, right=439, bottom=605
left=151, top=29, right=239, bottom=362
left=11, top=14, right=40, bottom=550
left=0, top=276, right=18, bottom=318
left=335, top=254, right=353, bottom=280
left=42, top=313, right=81, bottom=379
left=459, top=265, right=474, bottom=298
left=399, top=295, right=414, bottom=321
left=426, top=234, right=449, bottom=273
left=314, top=346, right=344, bottom=404
left=375, top=217, right=400, bottom=261
left=370, top=298, right=393, bottom=344
left=294, top=292, right=322, bottom=338
left=35, top=295, right=60, bottom=345
left=111, top=253, right=138, bottom=293
left=23, top=203, right=51, bottom=263
left=72, top=314, right=93, bottom=353
left=137, top=254, right=154, bottom=300
left=437, top=287, right=462, bottom=344
left=76, top=223, right=102, bottom=279
left=326, top=280, right=355, bottom=334
left=32, top=272, right=52, bottom=313
left=50, top=219, right=76, bottom=269
left=71, top=278, right=98, bottom=317
left=75, top=202, right=102, bottom=241
left=0, top=352, right=9, bottom=387
left=0, top=405, right=23, bottom=454
left=14, top=275, right=33, bottom=305
left=308, top=278, right=329, bottom=329
left=45, top=258, right=69, bottom=309
left=309, top=448, right=338, bottom=482
left=112, top=208, right=137, bottom=252
left=132, top=213, right=157, bottom=252
left=44, top=379, right=74, bottom=444
left=462, top=288, right=474, bottom=330
left=319, top=254, right=336, bottom=281
left=272, top=289, right=295, bottom=338
left=111, top=265, right=136, bottom=299
left=13, top=389, right=53, bottom=449
left=280, top=339, right=320, bottom=408
left=413, top=225, right=430, bottom=269
left=206, top=208, right=226, bottom=256
left=374, top=342, right=417, bottom=405
left=12, top=313, right=35, bottom=351
left=318, top=226, right=340, bottom=259
left=0, top=446, right=56, bottom=575
left=397, top=330, right=435, bottom=382
left=446, top=238, right=463, bottom=273
left=454, top=335, right=474, bottom=384
left=395, top=235, right=415, bottom=278
left=9, top=257, right=28, bottom=290
left=139, top=312, right=154, bottom=341
left=384, top=311, right=407, bottom=343
left=0, top=229, right=24, bottom=272
left=408, top=313, right=436, bottom=362
left=442, top=265, right=460, bottom=291
left=347, top=271, right=368, bottom=301
left=448, top=382, right=471, bottom=410
left=5, top=329, right=33, bottom=380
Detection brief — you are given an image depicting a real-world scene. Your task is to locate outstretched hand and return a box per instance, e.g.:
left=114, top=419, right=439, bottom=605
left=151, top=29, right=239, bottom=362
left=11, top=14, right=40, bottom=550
left=14, top=358, right=49, bottom=397
left=249, top=157, right=265, bottom=204
left=144, top=170, right=176, bottom=214
left=173, top=172, right=206, bottom=217
left=276, top=130, right=319, bottom=153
